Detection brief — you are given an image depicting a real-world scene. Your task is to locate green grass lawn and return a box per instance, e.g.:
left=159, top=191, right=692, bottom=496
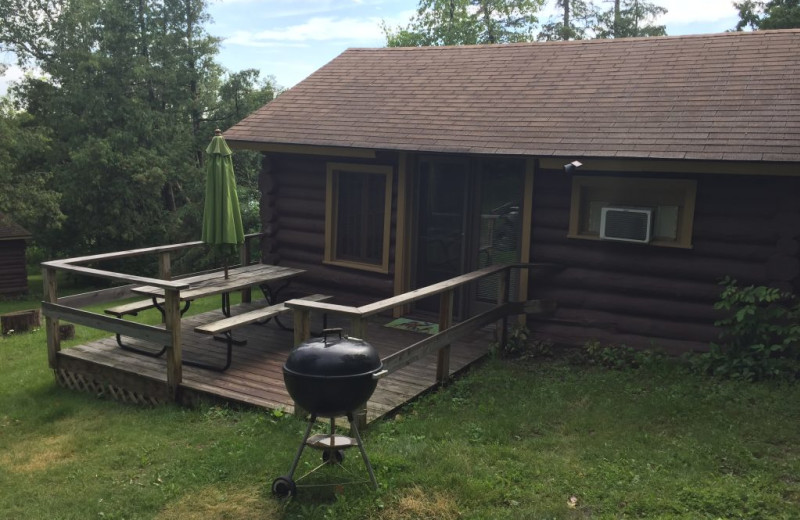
left=1, top=290, right=799, bottom=519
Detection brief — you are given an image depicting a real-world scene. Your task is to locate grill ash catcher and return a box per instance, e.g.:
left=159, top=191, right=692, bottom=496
left=272, top=328, right=387, bottom=497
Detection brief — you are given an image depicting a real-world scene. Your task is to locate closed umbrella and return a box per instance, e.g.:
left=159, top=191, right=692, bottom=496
left=202, top=129, right=244, bottom=279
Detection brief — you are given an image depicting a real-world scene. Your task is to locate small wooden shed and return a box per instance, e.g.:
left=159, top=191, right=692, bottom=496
left=0, top=213, right=32, bottom=295
left=224, top=29, right=800, bottom=355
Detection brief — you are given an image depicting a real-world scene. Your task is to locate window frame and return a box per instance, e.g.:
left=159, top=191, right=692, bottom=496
left=568, top=175, right=697, bottom=249
left=324, top=162, right=394, bottom=273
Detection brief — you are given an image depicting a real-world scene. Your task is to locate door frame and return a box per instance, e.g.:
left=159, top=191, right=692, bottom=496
left=410, top=155, right=472, bottom=318
left=395, top=154, right=535, bottom=319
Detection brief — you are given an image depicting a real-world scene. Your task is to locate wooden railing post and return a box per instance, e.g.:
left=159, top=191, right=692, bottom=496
left=158, top=252, right=171, bottom=280
left=348, top=315, right=369, bottom=429
left=293, top=308, right=311, bottom=347
left=158, top=252, right=171, bottom=324
left=496, top=267, right=510, bottom=349
left=350, top=316, right=366, bottom=340
left=436, top=289, right=454, bottom=386
left=240, top=237, right=252, bottom=303
left=291, top=307, right=311, bottom=419
left=164, top=288, right=182, bottom=402
left=43, top=267, right=60, bottom=369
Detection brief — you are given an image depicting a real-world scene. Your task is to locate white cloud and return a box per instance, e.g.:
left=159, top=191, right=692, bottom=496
left=226, top=16, right=388, bottom=46
left=0, top=65, right=26, bottom=96
left=212, top=0, right=384, bottom=18
left=659, top=0, right=738, bottom=24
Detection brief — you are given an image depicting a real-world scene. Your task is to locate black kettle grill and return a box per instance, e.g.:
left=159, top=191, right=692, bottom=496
left=272, top=329, right=386, bottom=497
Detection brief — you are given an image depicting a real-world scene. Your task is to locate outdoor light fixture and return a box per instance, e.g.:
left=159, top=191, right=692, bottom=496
left=563, top=160, right=583, bottom=174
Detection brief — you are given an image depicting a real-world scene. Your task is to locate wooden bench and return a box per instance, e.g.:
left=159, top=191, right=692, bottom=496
left=104, top=269, right=232, bottom=319
left=104, top=298, right=165, bottom=318
left=105, top=298, right=169, bottom=357
left=191, top=294, right=331, bottom=371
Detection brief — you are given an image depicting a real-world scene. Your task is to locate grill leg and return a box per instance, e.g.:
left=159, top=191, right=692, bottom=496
left=347, top=412, right=378, bottom=490
left=287, top=414, right=317, bottom=480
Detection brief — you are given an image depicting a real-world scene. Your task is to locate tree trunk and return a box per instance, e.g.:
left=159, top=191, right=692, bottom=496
left=59, top=324, right=75, bottom=341
left=614, top=0, right=621, bottom=37
left=1, top=309, right=41, bottom=335
left=481, top=3, right=496, bottom=43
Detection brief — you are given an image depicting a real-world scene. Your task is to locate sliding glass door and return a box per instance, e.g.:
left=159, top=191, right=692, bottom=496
left=413, top=156, right=525, bottom=317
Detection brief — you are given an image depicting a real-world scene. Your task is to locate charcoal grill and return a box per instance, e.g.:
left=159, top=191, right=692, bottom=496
left=272, top=329, right=386, bottom=497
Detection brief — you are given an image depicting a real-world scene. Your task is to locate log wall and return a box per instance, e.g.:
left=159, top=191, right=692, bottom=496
left=0, top=240, right=29, bottom=295
left=528, top=169, right=800, bottom=355
left=260, top=153, right=398, bottom=306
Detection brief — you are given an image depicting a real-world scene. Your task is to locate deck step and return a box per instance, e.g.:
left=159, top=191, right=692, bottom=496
left=195, top=294, right=330, bottom=335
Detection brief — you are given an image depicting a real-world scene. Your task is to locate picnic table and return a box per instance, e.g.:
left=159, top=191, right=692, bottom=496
left=132, top=263, right=305, bottom=315
left=108, top=264, right=308, bottom=371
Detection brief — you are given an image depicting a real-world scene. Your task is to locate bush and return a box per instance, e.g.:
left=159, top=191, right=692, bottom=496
left=491, top=324, right=553, bottom=359
left=581, top=340, right=664, bottom=370
left=693, top=277, right=800, bottom=381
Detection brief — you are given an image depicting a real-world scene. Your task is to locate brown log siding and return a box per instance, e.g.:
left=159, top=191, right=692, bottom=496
left=0, top=240, right=29, bottom=295
left=529, top=170, right=800, bottom=355
left=257, top=149, right=800, bottom=354
left=260, top=153, right=398, bottom=306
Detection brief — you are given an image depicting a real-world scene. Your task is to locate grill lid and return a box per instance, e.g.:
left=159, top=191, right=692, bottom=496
left=284, top=329, right=382, bottom=378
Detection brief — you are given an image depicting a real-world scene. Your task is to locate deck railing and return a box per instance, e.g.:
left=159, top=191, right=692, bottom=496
left=287, top=263, right=547, bottom=387
left=40, top=233, right=265, bottom=399
left=42, top=236, right=548, bottom=412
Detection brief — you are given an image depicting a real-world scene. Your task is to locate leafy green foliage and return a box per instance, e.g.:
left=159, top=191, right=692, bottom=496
left=735, top=0, right=800, bottom=30
left=0, top=98, right=64, bottom=244
left=384, top=0, right=545, bottom=46
left=491, top=323, right=553, bottom=359
left=538, top=0, right=598, bottom=41
left=594, top=0, right=668, bottom=38
left=0, top=0, right=275, bottom=260
left=582, top=339, right=664, bottom=369
left=694, top=277, right=800, bottom=381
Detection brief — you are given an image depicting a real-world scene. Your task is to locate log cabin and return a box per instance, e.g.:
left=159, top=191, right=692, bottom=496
left=0, top=213, right=31, bottom=296
left=224, top=29, right=800, bottom=355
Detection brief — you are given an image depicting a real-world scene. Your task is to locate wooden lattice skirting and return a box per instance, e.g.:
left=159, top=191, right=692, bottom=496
left=54, top=368, right=165, bottom=406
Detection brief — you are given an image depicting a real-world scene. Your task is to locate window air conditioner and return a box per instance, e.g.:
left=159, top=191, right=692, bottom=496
left=600, top=207, right=653, bottom=243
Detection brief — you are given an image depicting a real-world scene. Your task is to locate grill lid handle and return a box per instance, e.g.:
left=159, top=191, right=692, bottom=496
left=322, top=328, right=343, bottom=346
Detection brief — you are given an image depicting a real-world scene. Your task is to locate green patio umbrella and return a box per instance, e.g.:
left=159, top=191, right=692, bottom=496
left=202, top=129, right=244, bottom=279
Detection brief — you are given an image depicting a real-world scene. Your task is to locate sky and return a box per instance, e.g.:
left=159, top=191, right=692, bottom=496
left=0, top=0, right=742, bottom=95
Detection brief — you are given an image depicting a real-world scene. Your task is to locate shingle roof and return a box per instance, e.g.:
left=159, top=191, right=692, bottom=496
left=0, top=213, right=31, bottom=241
left=225, top=30, right=800, bottom=163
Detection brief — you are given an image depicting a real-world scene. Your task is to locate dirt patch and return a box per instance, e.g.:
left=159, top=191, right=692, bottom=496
left=381, top=486, right=460, bottom=520
left=156, top=484, right=280, bottom=520
left=1, top=434, right=75, bottom=473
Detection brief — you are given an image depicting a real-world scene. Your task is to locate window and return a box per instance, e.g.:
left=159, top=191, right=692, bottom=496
left=325, top=163, right=393, bottom=273
left=568, top=176, right=697, bottom=248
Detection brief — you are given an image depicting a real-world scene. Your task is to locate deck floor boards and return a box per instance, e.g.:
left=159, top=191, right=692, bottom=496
left=56, top=308, right=493, bottom=423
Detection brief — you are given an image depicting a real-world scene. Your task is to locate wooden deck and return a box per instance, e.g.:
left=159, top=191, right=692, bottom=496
left=54, top=309, right=494, bottom=423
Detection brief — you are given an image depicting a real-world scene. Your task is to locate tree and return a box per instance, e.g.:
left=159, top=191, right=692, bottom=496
left=595, top=0, right=667, bottom=38
left=734, top=0, right=800, bottom=30
left=538, top=0, right=599, bottom=41
left=0, top=98, right=64, bottom=252
left=0, top=0, right=225, bottom=256
left=384, top=0, right=545, bottom=46
left=211, top=70, right=279, bottom=234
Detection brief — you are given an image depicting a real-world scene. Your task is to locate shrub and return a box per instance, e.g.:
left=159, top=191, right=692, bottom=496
left=491, top=324, right=553, bottom=359
left=581, top=340, right=663, bottom=370
left=694, top=277, right=800, bottom=381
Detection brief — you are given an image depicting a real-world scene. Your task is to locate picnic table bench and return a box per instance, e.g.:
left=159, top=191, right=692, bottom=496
left=104, top=298, right=171, bottom=357
left=104, top=269, right=227, bottom=320
left=192, top=293, right=331, bottom=371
